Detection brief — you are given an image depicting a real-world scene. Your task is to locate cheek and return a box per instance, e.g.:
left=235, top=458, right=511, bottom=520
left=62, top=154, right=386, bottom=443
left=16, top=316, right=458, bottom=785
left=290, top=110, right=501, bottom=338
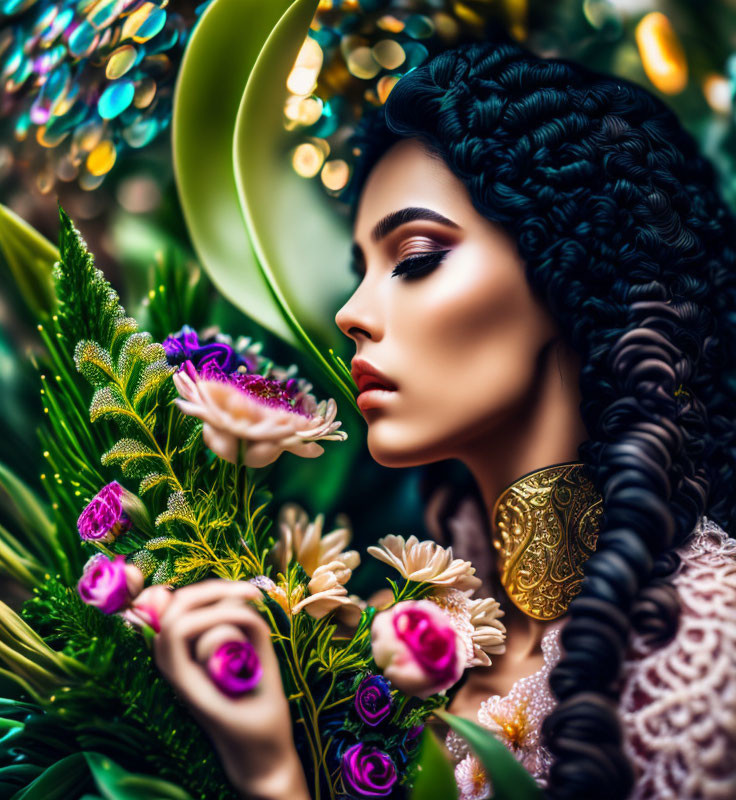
left=369, top=245, right=555, bottom=461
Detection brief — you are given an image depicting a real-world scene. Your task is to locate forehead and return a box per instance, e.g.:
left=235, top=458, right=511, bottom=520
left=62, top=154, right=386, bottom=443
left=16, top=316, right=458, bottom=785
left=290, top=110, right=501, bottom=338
left=353, top=137, right=475, bottom=240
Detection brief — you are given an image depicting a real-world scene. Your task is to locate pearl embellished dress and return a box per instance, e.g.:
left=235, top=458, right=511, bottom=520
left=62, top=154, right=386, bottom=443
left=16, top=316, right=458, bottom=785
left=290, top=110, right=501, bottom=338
left=445, top=516, right=736, bottom=800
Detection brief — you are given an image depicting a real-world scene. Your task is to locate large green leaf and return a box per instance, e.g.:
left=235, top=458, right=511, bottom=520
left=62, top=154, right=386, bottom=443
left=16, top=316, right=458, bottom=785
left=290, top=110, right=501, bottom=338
left=85, top=752, right=195, bottom=800
left=0, top=203, right=57, bottom=317
left=0, top=462, right=56, bottom=567
left=173, top=0, right=357, bottom=408
left=173, top=0, right=301, bottom=345
left=437, top=711, right=543, bottom=800
left=10, top=753, right=89, bottom=800
left=410, top=727, right=459, bottom=800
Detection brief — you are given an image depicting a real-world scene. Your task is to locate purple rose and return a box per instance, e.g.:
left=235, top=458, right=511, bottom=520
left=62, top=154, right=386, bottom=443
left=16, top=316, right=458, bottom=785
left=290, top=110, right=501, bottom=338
left=163, top=325, right=247, bottom=373
left=341, top=743, right=397, bottom=798
left=207, top=640, right=263, bottom=696
left=77, top=482, right=131, bottom=543
left=355, top=675, right=393, bottom=727
left=77, top=554, right=141, bottom=614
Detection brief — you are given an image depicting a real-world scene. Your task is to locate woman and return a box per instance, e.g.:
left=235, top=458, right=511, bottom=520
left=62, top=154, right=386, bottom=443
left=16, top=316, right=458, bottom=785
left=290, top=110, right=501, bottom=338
left=153, top=38, right=736, bottom=800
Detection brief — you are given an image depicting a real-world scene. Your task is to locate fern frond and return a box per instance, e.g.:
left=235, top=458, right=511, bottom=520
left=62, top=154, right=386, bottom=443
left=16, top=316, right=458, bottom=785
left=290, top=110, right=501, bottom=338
left=139, top=472, right=174, bottom=495
left=53, top=208, right=129, bottom=350
left=101, top=439, right=162, bottom=477
left=132, top=359, right=175, bottom=409
left=116, top=332, right=154, bottom=385
left=74, top=341, right=115, bottom=387
left=89, top=386, right=134, bottom=425
left=154, top=492, right=196, bottom=529
left=144, top=537, right=190, bottom=552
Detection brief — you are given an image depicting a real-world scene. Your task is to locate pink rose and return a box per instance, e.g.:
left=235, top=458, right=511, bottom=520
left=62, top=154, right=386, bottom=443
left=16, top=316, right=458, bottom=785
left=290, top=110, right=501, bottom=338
left=77, top=482, right=131, bottom=543
left=120, top=584, right=174, bottom=632
left=77, top=555, right=143, bottom=614
left=371, top=599, right=465, bottom=699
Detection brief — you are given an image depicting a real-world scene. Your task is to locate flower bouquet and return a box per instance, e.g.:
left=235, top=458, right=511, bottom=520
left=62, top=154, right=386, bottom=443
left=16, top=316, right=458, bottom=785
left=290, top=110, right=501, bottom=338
left=0, top=209, right=541, bottom=800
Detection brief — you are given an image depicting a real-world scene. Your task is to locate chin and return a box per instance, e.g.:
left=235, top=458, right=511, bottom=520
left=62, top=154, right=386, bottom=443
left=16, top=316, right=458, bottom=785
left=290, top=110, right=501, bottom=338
left=365, top=423, right=447, bottom=469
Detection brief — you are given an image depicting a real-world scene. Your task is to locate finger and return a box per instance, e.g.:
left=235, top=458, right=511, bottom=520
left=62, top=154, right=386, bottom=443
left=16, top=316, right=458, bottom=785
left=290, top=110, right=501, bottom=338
left=194, top=623, right=246, bottom=663
left=156, top=603, right=279, bottom=683
left=159, top=579, right=260, bottom=628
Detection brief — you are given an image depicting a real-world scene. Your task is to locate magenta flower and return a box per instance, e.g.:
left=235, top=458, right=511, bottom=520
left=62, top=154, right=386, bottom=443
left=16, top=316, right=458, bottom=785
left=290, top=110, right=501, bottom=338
left=341, top=743, right=397, bottom=798
left=77, top=554, right=142, bottom=614
left=355, top=675, right=393, bottom=727
left=371, top=600, right=465, bottom=699
left=206, top=640, right=263, bottom=696
left=77, top=482, right=131, bottom=543
left=172, top=360, right=347, bottom=467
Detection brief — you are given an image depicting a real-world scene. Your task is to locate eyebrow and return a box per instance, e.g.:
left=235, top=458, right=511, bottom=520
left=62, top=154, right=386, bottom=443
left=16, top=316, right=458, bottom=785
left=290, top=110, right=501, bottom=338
left=350, top=206, right=460, bottom=277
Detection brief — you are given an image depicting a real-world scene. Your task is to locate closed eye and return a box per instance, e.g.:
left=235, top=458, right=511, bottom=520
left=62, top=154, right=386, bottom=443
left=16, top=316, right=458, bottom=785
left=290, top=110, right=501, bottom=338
left=391, top=249, right=451, bottom=280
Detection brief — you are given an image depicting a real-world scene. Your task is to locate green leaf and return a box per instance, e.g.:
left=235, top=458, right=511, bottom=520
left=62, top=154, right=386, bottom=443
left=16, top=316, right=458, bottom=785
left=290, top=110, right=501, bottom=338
left=0, top=527, right=43, bottom=589
left=436, top=711, right=544, bottom=800
left=139, top=472, right=173, bottom=495
left=154, top=492, right=196, bottom=529
left=101, top=439, right=162, bottom=477
left=0, top=203, right=57, bottom=317
left=115, top=333, right=153, bottom=385
left=84, top=752, right=195, bottom=800
left=89, top=386, right=131, bottom=424
left=54, top=208, right=129, bottom=349
left=144, top=536, right=185, bottom=551
left=173, top=0, right=357, bottom=410
left=132, top=359, right=175, bottom=409
left=10, top=753, right=89, bottom=800
left=409, top=727, right=459, bottom=800
left=74, top=341, right=115, bottom=387
left=0, top=462, right=55, bottom=564
left=173, top=0, right=298, bottom=346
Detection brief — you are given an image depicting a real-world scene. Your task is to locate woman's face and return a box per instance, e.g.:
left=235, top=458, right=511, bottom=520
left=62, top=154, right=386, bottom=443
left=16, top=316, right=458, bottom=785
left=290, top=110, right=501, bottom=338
left=335, top=137, right=560, bottom=468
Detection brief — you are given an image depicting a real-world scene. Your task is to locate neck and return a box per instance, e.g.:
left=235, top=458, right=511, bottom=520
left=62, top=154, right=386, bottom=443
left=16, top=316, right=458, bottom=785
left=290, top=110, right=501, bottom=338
left=460, top=338, right=588, bottom=520
left=456, top=338, right=592, bottom=632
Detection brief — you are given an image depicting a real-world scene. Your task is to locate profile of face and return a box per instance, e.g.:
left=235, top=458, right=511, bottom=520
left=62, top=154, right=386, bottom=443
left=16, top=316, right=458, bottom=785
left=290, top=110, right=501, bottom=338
left=335, top=137, right=567, bottom=469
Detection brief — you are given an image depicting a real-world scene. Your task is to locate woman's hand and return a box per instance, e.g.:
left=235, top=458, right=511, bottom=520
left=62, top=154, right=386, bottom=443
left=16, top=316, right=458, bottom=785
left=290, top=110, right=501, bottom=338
left=152, top=580, right=310, bottom=800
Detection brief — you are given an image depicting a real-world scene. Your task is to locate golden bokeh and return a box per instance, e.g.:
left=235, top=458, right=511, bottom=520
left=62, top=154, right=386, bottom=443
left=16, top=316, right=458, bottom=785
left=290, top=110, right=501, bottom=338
left=635, top=12, right=688, bottom=95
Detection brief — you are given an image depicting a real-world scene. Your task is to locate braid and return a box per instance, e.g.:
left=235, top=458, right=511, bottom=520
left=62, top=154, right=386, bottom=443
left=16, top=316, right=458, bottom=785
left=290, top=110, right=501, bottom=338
left=348, top=34, right=736, bottom=800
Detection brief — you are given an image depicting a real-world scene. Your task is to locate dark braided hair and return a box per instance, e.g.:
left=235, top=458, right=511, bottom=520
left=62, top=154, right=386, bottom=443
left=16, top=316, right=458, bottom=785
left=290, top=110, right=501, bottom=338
left=345, top=34, right=736, bottom=800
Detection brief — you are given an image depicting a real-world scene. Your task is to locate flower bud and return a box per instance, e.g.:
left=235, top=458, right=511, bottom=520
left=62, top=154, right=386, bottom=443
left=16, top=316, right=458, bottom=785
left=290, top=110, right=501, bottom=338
left=77, top=555, right=142, bottom=614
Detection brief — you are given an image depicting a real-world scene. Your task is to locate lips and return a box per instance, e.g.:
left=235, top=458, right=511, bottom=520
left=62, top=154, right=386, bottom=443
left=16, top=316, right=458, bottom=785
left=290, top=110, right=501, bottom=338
left=351, top=359, right=398, bottom=395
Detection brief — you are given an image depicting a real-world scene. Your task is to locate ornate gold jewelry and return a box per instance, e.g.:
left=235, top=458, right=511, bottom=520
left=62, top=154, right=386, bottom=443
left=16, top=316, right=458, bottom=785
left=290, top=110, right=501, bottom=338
left=491, top=462, right=603, bottom=621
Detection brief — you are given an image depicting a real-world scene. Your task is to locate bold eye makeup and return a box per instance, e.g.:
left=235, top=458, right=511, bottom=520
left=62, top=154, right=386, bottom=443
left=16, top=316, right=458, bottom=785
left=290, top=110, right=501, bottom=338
left=350, top=206, right=461, bottom=283
left=391, top=248, right=451, bottom=280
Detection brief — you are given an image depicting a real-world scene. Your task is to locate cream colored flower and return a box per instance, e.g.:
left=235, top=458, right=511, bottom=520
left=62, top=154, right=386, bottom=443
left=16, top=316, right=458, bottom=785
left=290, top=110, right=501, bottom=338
left=273, top=502, right=359, bottom=577
left=429, top=589, right=506, bottom=668
left=367, top=534, right=481, bottom=592
left=468, top=597, right=506, bottom=665
left=477, top=694, right=553, bottom=778
left=455, top=754, right=491, bottom=800
left=427, top=588, right=476, bottom=666
left=172, top=365, right=347, bottom=468
left=291, top=562, right=362, bottom=625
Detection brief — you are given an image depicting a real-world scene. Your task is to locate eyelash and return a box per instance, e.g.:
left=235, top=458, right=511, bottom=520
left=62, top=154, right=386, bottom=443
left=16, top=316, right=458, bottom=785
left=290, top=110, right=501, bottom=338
left=390, top=249, right=451, bottom=280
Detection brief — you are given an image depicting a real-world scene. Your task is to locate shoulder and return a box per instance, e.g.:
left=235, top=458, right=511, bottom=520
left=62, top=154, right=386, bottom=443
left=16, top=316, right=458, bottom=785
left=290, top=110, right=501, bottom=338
left=619, top=517, right=736, bottom=800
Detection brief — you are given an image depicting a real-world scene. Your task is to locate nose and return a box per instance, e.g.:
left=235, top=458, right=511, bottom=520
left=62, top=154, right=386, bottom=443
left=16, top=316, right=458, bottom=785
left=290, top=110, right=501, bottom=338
left=335, top=283, right=383, bottom=343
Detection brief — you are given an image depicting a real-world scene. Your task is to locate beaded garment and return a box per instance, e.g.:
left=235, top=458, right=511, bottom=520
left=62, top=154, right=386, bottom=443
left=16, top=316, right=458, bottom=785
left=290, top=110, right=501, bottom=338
left=445, top=516, right=736, bottom=800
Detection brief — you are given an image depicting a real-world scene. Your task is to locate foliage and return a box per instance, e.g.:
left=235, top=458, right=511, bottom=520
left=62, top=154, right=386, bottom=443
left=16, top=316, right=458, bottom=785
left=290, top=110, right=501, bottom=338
left=437, top=711, right=544, bottom=800
left=0, top=207, right=537, bottom=800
